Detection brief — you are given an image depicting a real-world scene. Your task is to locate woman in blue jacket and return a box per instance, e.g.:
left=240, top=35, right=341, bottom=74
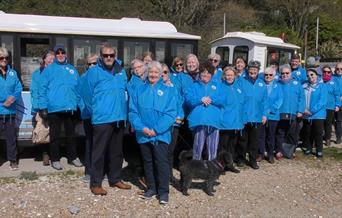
left=0, top=47, right=23, bottom=170
left=237, top=60, right=267, bottom=170
left=129, top=61, right=177, bottom=205
left=321, top=65, right=340, bottom=146
left=302, top=69, right=327, bottom=158
left=276, top=64, right=305, bottom=159
left=219, top=66, right=244, bottom=173
left=333, top=62, right=342, bottom=144
left=30, top=49, right=55, bottom=166
left=185, top=61, right=223, bottom=161
left=258, top=67, right=283, bottom=164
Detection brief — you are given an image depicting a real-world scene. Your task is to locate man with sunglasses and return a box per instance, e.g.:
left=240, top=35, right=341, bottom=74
left=38, top=45, right=83, bottom=171
left=84, top=42, right=131, bottom=195
left=0, top=47, right=22, bottom=170
left=333, top=62, right=342, bottom=144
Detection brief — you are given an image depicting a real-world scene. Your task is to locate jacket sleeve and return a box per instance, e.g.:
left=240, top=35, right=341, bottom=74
left=37, top=67, right=50, bottom=109
left=128, top=88, right=146, bottom=131
left=153, top=90, right=177, bottom=134
left=262, top=86, right=268, bottom=117
left=297, top=85, right=305, bottom=114
left=310, top=85, right=327, bottom=114
left=12, top=71, right=23, bottom=101
left=185, top=84, right=202, bottom=108
left=333, top=82, right=341, bottom=107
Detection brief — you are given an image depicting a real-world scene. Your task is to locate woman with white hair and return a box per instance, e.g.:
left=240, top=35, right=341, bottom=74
left=0, top=47, right=23, bottom=170
left=208, top=53, right=223, bottom=82
left=129, top=61, right=177, bottom=204
left=258, top=67, right=283, bottom=163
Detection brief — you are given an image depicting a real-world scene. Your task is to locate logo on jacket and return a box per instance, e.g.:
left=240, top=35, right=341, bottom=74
left=293, top=81, right=298, bottom=85
left=296, top=71, right=301, bottom=76
left=157, top=89, right=164, bottom=96
left=237, top=88, right=242, bottom=93
left=330, top=81, right=334, bottom=85
left=258, top=82, right=263, bottom=87
left=69, top=69, right=74, bottom=74
left=211, top=85, right=217, bottom=90
left=9, top=71, right=14, bottom=76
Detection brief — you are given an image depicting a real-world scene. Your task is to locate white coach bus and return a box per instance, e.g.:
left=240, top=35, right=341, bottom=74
left=0, top=11, right=200, bottom=144
left=210, top=31, right=300, bottom=71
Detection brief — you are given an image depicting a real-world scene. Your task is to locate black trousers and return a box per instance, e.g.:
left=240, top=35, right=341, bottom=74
left=90, top=121, right=124, bottom=187
left=83, top=119, right=93, bottom=176
left=258, top=120, right=278, bottom=156
left=335, top=110, right=342, bottom=140
left=140, top=142, right=169, bottom=197
left=218, top=129, right=238, bottom=165
left=168, top=126, right=179, bottom=176
left=48, top=112, right=77, bottom=162
left=302, top=119, right=324, bottom=153
left=324, top=109, right=335, bottom=140
left=238, top=123, right=261, bottom=163
left=0, top=116, right=17, bottom=162
left=276, top=119, right=298, bottom=152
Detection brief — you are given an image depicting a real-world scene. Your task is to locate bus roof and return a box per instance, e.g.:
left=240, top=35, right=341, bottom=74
left=211, top=31, right=300, bottom=49
left=0, top=11, right=201, bottom=40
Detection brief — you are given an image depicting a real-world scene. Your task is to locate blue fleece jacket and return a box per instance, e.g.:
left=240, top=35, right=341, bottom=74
left=302, top=82, right=327, bottom=120
left=240, top=76, right=268, bottom=123
left=324, top=80, right=341, bottom=110
left=38, top=59, right=79, bottom=113
left=278, top=79, right=305, bottom=116
left=86, top=59, right=127, bottom=125
left=127, top=74, right=145, bottom=97
left=129, top=80, right=177, bottom=145
left=30, top=67, right=43, bottom=113
left=219, top=80, right=245, bottom=130
left=265, top=81, right=284, bottom=121
left=185, top=80, right=223, bottom=129
left=76, top=71, right=92, bottom=120
left=0, top=66, right=22, bottom=115
left=333, top=75, right=342, bottom=106
left=292, top=66, right=307, bottom=84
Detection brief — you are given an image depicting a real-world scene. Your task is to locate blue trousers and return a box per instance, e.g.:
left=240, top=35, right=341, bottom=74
left=0, top=116, right=17, bottom=162
left=140, top=142, right=169, bottom=197
left=192, top=125, right=219, bottom=161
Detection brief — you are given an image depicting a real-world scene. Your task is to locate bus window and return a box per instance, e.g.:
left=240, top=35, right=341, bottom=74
left=171, top=43, right=193, bottom=59
left=216, top=47, right=229, bottom=66
left=155, top=41, right=165, bottom=63
left=20, top=37, right=50, bottom=90
left=266, top=48, right=292, bottom=66
left=233, top=46, right=248, bottom=63
left=1, top=35, right=14, bottom=66
left=123, top=41, right=150, bottom=68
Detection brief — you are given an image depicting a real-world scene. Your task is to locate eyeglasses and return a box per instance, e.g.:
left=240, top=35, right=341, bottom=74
left=323, top=70, right=331, bottom=74
left=175, top=63, right=184, bottom=67
left=163, top=70, right=168, bottom=74
left=102, top=53, right=115, bottom=58
left=281, top=72, right=290, bottom=75
left=56, top=51, right=66, bottom=55
left=0, top=56, right=8, bottom=61
left=264, top=74, right=274, bottom=77
left=87, top=62, right=97, bottom=66
left=336, top=68, right=342, bottom=71
left=209, top=59, right=219, bottom=63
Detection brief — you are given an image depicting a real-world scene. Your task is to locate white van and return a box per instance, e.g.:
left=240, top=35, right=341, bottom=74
left=210, top=31, right=300, bottom=71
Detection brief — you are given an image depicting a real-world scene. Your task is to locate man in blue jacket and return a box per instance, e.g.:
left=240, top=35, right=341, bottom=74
left=291, top=54, right=307, bottom=84
left=85, top=42, right=131, bottom=196
left=0, top=47, right=22, bottom=170
left=38, top=45, right=83, bottom=170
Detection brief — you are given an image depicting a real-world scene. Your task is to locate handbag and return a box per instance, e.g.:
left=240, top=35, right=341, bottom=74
left=32, top=113, right=50, bottom=144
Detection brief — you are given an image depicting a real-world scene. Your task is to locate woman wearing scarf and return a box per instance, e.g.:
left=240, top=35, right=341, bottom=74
left=302, top=69, right=327, bottom=158
left=321, top=65, right=340, bottom=146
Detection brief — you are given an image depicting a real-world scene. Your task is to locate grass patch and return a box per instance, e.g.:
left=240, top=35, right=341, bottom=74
left=19, top=171, right=39, bottom=181
left=0, top=177, right=16, bottom=184
left=323, top=147, right=342, bottom=160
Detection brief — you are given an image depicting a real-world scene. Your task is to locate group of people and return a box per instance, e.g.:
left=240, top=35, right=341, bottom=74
left=0, top=42, right=341, bottom=205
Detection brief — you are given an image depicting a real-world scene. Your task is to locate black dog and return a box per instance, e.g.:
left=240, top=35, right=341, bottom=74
left=178, top=150, right=230, bottom=196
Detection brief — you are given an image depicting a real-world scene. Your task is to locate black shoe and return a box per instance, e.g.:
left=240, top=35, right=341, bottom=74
left=225, top=165, right=240, bottom=173
left=248, top=161, right=259, bottom=170
left=236, top=160, right=245, bottom=167
left=336, top=138, right=341, bottom=144
left=268, top=156, right=275, bottom=164
left=304, top=150, right=312, bottom=156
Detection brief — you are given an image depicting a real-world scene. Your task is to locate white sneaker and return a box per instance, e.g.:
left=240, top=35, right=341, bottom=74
left=51, top=161, right=63, bottom=170
left=70, top=158, right=83, bottom=167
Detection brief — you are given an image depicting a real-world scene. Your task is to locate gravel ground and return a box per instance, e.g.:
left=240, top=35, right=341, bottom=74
left=1, top=152, right=342, bottom=218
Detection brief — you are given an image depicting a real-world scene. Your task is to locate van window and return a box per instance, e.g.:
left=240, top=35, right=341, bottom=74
left=267, top=48, right=292, bottom=66
left=215, top=47, right=229, bottom=66
left=233, top=46, right=248, bottom=63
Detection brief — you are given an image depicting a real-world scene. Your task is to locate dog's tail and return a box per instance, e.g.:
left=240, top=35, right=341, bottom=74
left=178, top=149, right=193, bottom=165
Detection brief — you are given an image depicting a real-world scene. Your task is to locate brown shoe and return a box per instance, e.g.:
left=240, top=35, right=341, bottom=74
left=90, top=186, right=107, bottom=195
left=256, top=155, right=263, bottom=162
left=110, top=181, right=132, bottom=190
left=42, top=152, right=50, bottom=166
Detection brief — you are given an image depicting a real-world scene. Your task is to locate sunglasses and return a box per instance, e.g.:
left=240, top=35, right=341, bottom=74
left=87, top=62, right=97, bottom=66
left=102, top=53, right=115, bottom=58
left=0, top=56, right=8, bottom=61
left=209, top=59, right=219, bottom=63
left=336, top=68, right=342, bottom=71
left=323, top=70, right=331, bottom=74
left=281, top=72, right=290, bottom=75
left=56, top=51, right=66, bottom=55
left=264, top=74, right=274, bottom=77
left=163, top=70, right=168, bottom=74
left=175, top=63, right=184, bottom=67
